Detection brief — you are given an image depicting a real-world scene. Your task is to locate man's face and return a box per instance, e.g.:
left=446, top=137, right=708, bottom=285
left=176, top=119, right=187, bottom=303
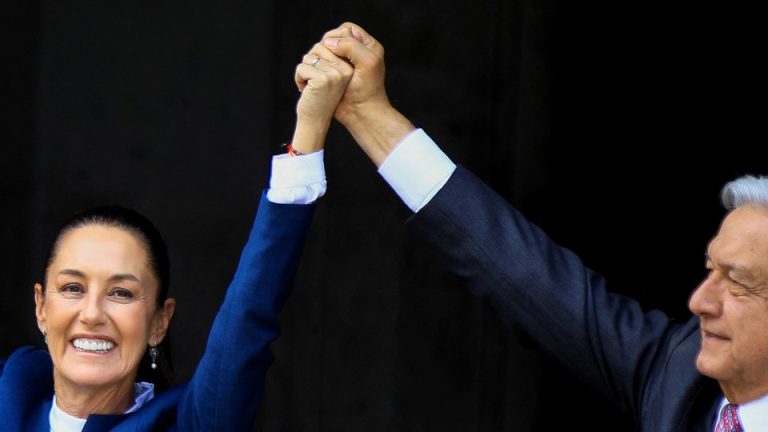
left=689, top=205, right=768, bottom=401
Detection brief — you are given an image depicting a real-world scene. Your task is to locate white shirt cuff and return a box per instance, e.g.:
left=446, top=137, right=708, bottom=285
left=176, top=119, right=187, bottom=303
left=267, top=150, right=327, bottom=204
left=378, top=129, right=456, bottom=213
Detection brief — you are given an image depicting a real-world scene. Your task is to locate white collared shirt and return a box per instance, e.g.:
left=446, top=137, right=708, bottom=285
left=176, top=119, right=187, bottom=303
left=50, top=382, right=155, bottom=432
left=716, top=395, right=768, bottom=431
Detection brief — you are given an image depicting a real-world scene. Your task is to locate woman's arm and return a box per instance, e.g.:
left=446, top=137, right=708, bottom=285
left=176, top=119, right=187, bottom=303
left=174, top=37, right=354, bottom=430
left=178, top=194, right=315, bottom=430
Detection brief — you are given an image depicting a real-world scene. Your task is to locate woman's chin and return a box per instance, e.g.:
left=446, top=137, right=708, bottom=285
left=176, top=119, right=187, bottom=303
left=56, top=356, right=132, bottom=389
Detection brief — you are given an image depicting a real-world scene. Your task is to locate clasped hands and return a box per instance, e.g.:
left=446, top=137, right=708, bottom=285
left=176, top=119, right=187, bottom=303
left=291, top=22, right=414, bottom=165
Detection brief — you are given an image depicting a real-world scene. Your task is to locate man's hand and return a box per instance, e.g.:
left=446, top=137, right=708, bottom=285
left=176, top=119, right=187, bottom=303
left=321, top=22, right=415, bottom=166
left=319, top=23, right=388, bottom=126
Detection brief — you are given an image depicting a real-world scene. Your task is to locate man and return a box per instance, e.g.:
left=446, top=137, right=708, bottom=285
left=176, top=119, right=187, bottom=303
left=304, top=22, right=768, bottom=431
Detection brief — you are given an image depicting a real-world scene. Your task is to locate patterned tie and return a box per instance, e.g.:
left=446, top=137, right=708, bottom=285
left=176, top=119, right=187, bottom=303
left=715, top=404, right=744, bottom=432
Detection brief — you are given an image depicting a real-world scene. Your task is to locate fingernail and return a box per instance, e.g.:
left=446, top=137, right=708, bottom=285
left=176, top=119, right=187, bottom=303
left=323, top=38, right=339, bottom=47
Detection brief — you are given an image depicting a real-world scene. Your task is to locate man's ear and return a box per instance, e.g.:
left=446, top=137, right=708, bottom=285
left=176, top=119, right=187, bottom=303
left=34, top=283, right=47, bottom=334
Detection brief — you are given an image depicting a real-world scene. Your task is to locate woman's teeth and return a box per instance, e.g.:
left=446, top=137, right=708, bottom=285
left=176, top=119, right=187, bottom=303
left=73, top=338, right=114, bottom=353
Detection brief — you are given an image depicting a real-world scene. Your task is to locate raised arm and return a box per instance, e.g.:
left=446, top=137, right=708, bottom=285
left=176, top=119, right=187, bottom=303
left=321, top=22, right=414, bottom=167
left=174, top=38, right=352, bottom=430
left=322, top=21, right=695, bottom=418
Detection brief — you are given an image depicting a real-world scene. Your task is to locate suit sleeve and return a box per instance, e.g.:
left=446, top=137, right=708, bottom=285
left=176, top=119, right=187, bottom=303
left=177, top=192, right=314, bottom=430
left=407, top=166, right=687, bottom=415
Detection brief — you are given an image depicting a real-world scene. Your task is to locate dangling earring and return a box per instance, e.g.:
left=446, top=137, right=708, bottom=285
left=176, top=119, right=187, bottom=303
left=42, top=330, right=48, bottom=346
left=149, top=345, right=159, bottom=370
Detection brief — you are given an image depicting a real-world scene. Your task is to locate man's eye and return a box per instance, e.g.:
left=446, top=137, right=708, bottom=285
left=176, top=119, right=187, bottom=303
left=726, top=278, right=758, bottom=296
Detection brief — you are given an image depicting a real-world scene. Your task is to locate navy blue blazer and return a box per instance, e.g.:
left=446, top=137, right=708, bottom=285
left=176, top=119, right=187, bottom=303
left=407, top=167, right=722, bottom=431
left=0, top=193, right=314, bottom=431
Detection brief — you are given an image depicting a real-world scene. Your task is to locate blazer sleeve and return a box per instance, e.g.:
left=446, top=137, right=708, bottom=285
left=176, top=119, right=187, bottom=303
left=176, top=191, right=315, bottom=430
left=407, top=166, right=689, bottom=416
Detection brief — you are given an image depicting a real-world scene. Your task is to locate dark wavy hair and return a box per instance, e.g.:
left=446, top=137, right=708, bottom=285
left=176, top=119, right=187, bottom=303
left=42, top=205, right=175, bottom=391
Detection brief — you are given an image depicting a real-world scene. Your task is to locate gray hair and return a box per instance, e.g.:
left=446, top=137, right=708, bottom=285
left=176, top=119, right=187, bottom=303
left=721, top=175, right=768, bottom=210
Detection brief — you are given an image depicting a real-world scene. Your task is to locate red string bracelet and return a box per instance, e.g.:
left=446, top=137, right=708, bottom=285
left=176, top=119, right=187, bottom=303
left=282, top=142, right=305, bottom=157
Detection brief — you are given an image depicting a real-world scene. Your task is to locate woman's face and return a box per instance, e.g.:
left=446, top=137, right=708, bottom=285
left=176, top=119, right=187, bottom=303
left=34, top=224, right=174, bottom=392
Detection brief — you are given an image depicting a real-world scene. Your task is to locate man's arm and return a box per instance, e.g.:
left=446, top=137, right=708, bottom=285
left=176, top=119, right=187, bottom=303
left=320, top=23, right=456, bottom=213
left=321, top=22, right=694, bottom=418
left=321, top=23, right=414, bottom=167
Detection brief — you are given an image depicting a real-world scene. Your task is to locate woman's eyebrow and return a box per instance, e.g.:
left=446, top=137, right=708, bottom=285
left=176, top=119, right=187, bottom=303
left=56, top=269, right=141, bottom=283
left=107, top=273, right=141, bottom=283
left=57, top=269, right=86, bottom=278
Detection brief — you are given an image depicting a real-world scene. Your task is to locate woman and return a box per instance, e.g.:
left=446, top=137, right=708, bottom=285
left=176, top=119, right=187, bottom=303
left=0, top=37, right=352, bottom=431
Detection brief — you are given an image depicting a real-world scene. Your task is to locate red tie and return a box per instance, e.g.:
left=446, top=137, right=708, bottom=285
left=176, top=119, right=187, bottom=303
left=716, top=404, right=743, bottom=432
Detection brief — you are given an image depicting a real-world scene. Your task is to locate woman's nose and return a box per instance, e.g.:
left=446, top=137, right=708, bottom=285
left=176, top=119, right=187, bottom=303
left=80, top=291, right=108, bottom=326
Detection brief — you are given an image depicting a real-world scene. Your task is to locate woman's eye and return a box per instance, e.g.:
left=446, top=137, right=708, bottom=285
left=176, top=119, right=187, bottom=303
left=60, top=284, right=84, bottom=295
left=109, top=288, right=134, bottom=300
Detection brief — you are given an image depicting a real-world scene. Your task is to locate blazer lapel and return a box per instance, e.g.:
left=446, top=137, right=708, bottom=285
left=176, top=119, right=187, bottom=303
left=676, top=379, right=720, bottom=432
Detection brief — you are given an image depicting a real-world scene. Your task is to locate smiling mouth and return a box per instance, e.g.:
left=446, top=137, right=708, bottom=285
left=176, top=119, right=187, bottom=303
left=72, top=338, right=115, bottom=353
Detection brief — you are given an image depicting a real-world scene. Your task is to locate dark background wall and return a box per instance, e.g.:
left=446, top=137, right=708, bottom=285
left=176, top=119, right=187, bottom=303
left=1, top=1, right=762, bottom=430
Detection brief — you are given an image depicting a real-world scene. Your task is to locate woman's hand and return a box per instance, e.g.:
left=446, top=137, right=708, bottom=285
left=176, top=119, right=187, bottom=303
left=290, top=41, right=354, bottom=154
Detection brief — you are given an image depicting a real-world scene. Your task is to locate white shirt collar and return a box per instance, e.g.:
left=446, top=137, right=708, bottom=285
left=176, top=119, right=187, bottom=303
left=716, top=394, right=768, bottom=431
left=49, top=382, right=155, bottom=432
left=49, top=398, right=86, bottom=432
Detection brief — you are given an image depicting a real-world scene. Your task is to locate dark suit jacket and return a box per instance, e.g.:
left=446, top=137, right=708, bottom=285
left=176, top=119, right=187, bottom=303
left=407, top=167, right=722, bottom=431
left=0, top=193, right=314, bottom=431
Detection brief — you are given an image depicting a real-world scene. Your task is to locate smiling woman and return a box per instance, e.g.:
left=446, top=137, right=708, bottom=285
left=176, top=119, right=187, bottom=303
left=4, top=194, right=317, bottom=431
left=35, top=207, right=176, bottom=419
left=0, top=29, right=353, bottom=431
